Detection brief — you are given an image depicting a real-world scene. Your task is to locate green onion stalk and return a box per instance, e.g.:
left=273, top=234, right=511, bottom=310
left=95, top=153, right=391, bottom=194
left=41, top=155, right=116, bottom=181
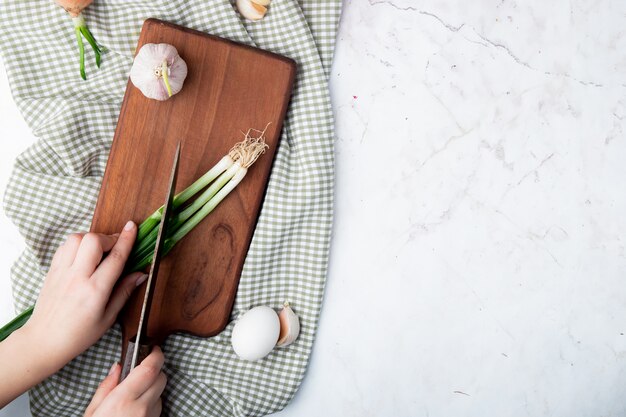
left=72, top=14, right=102, bottom=80
left=54, top=0, right=103, bottom=80
left=0, top=130, right=269, bottom=342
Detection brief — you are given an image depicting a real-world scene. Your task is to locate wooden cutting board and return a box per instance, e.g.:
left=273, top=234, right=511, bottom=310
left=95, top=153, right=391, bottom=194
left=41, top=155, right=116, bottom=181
left=90, top=19, right=296, bottom=356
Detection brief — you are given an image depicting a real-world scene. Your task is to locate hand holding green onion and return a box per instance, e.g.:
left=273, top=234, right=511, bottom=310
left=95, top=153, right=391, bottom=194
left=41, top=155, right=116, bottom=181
left=0, top=222, right=146, bottom=408
left=0, top=128, right=269, bottom=343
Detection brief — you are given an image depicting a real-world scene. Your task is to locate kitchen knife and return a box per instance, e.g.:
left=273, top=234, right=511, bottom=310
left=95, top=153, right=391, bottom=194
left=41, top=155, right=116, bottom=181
left=120, top=141, right=181, bottom=381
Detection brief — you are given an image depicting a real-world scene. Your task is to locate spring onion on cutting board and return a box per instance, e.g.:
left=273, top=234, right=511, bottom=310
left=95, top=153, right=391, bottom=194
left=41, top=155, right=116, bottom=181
left=0, top=132, right=269, bottom=342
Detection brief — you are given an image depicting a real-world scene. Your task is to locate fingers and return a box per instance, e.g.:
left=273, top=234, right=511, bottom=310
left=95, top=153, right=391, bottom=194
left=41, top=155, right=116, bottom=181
left=72, top=233, right=120, bottom=276
left=149, top=398, right=163, bottom=417
left=139, top=371, right=167, bottom=404
left=92, top=221, right=137, bottom=291
left=119, top=346, right=165, bottom=399
left=51, top=233, right=84, bottom=269
left=104, top=272, right=147, bottom=324
left=84, top=363, right=121, bottom=416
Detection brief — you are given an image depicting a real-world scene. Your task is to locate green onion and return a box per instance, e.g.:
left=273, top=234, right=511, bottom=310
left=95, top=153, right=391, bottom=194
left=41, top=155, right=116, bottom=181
left=72, top=14, right=102, bottom=80
left=130, top=133, right=268, bottom=271
left=74, top=25, right=86, bottom=80
left=136, top=148, right=241, bottom=242
left=132, top=163, right=250, bottom=271
left=130, top=163, right=239, bottom=265
left=0, top=128, right=269, bottom=342
left=0, top=308, right=32, bottom=342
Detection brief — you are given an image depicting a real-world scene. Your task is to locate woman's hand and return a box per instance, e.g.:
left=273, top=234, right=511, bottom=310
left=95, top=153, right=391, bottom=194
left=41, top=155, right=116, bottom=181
left=0, top=221, right=148, bottom=408
left=23, top=220, right=147, bottom=370
left=85, top=347, right=167, bottom=417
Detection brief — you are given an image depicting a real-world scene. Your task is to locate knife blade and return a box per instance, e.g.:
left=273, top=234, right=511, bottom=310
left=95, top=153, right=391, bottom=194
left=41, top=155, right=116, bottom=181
left=120, top=141, right=181, bottom=381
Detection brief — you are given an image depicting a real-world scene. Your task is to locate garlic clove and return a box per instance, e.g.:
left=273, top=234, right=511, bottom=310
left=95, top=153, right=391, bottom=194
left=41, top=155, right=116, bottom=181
left=165, top=55, right=188, bottom=96
left=130, top=43, right=188, bottom=101
left=250, top=0, right=271, bottom=6
left=250, top=2, right=267, bottom=14
left=276, top=301, right=300, bottom=347
left=236, top=0, right=267, bottom=21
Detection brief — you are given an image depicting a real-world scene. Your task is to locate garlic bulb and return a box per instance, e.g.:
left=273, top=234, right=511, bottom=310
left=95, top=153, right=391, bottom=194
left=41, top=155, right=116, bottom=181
left=236, top=0, right=269, bottom=21
left=130, top=43, right=188, bottom=101
left=276, top=301, right=300, bottom=347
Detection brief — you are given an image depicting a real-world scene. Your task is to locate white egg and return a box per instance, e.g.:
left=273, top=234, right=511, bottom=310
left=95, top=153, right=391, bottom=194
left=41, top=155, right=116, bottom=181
left=231, top=306, right=280, bottom=361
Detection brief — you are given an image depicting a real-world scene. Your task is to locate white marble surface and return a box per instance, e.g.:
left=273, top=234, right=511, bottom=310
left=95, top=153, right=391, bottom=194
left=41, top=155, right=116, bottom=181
left=2, top=0, right=626, bottom=416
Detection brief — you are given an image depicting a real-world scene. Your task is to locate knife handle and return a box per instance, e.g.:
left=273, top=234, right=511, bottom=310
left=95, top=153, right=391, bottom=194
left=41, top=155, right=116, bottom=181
left=120, top=340, right=152, bottom=382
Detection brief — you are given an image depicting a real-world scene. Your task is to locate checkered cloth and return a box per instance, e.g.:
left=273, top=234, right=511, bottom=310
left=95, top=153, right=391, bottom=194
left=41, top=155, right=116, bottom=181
left=0, top=0, right=340, bottom=415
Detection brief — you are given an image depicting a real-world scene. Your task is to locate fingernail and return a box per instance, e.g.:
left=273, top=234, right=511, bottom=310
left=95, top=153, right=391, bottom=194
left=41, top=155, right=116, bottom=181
left=108, top=362, right=119, bottom=376
left=124, top=220, right=135, bottom=231
left=135, top=274, right=148, bottom=287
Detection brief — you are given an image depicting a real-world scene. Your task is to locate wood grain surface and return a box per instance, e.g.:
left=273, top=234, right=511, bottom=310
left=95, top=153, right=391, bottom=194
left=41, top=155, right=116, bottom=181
left=89, top=19, right=295, bottom=357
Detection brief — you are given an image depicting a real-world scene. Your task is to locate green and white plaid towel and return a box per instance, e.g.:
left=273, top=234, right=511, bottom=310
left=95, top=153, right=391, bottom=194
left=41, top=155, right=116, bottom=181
left=0, top=0, right=340, bottom=415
